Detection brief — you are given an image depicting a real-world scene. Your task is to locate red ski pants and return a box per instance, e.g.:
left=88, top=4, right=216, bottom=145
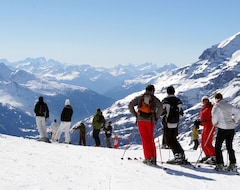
left=201, top=126, right=215, bottom=157
left=138, top=121, right=156, bottom=159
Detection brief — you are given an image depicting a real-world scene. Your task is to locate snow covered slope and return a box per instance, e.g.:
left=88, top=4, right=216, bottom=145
left=1, top=134, right=240, bottom=190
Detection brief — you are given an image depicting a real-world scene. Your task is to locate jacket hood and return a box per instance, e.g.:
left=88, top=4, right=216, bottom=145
left=39, top=96, right=44, bottom=102
left=65, top=99, right=70, bottom=106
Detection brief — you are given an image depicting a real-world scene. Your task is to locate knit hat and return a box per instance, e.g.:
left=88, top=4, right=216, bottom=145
left=146, top=84, right=155, bottom=92
left=214, top=93, right=223, bottom=100
left=39, top=96, right=43, bottom=102
left=167, top=86, right=175, bottom=95
left=201, top=96, right=209, bottom=102
left=65, top=99, right=70, bottom=105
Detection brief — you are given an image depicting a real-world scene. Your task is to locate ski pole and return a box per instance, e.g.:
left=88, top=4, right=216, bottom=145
left=157, top=135, right=163, bottom=164
left=155, top=123, right=163, bottom=164
left=194, top=125, right=215, bottom=167
left=121, top=127, right=136, bottom=160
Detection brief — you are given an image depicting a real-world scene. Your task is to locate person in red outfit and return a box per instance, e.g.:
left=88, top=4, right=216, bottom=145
left=199, top=96, right=216, bottom=164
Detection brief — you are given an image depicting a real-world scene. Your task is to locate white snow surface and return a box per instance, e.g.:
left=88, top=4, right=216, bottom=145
left=1, top=134, right=240, bottom=190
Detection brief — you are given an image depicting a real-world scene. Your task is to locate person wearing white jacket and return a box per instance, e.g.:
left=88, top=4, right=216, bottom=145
left=211, top=93, right=240, bottom=172
left=50, top=119, right=59, bottom=142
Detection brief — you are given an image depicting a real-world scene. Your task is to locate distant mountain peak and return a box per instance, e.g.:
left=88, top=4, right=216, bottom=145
left=218, top=32, right=240, bottom=49
left=199, top=32, right=240, bottom=61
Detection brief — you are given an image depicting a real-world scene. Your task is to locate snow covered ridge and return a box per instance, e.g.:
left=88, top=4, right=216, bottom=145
left=81, top=32, right=240, bottom=146
left=199, top=32, right=240, bottom=61
left=1, top=134, right=240, bottom=190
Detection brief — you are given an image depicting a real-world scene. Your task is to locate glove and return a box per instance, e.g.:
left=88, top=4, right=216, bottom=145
left=194, top=119, right=201, bottom=128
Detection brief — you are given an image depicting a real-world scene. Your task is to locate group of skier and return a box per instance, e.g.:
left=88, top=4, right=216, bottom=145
left=91, top=108, right=115, bottom=148
left=34, top=97, right=114, bottom=148
left=34, top=97, right=73, bottom=144
left=128, top=84, right=240, bottom=173
left=34, top=84, right=240, bottom=173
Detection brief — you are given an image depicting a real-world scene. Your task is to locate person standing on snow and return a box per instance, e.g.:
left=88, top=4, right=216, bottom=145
left=212, top=93, right=240, bottom=172
left=55, top=99, right=73, bottom=144
left=128, top=84, right=163, bottom=165
left=34, top=96, right=50, bottom=142
left=191, top=122, right=199, bottom=150
left=103, top=121, right=113, bottom=148
left=92, top=108, right=106, bottom=147
left=50, top=119, right=59, bottom=142
left=162, top=85, right=186, bottom=164
left=73, top=122, right=86, bottom=146
left=199, top=96, right=216, bottom=164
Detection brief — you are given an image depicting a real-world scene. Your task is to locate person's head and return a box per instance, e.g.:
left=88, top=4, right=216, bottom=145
left=201, top=96, right=209, bottom=105
left=65, top=99, right=70, bottom=105
left=39, top=96, right=44, bottom=102
left=214, top=93, right=223, bottom=103
left=145, top=84, right=155, bottom=93
left=108, top=121, right=112, bottom=125
left=167, top=85, right=175, bottom=95
left=54, top=119, right=57, bottom=122
left=96, top=108, right=101, bottom=113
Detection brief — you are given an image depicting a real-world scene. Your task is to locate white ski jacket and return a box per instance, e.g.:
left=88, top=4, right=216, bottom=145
left=212, top=100, right=240, bottom=130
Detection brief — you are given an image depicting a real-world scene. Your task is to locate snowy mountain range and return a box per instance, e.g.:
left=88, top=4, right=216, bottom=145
left=82, top=32, right=240, bottom=146
left=0, top=59, right=176, bottom=139
left=3, top=58, right=176, bottom=99
left=1, top=32, right=240, bottom=146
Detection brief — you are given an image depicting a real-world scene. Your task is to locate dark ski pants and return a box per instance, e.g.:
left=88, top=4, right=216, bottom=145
left=215, top=128, right=236, bottom=165
left=93, top=128, right=101, bottom=146
left=79, top=133, right=86, bottom=146
left=193, top=140, right=199, bottom=150
left=163, top=123, right=184, bottom=156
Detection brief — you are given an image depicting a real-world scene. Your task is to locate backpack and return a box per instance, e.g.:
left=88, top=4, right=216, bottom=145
left=37, top=103, right=48, bottom=118
left=98, top=115, right=105, bottom=124
left=138, top=94, right=156, bottom=118
left=39, top=104, right=46, bottom=115
left=167, top=104, right=180, bottom=123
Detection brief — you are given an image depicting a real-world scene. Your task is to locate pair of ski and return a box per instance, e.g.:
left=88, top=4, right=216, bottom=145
left=191, top=162, right=240, bottom=175
left=123, top=157, right=239, bottom=175
left=122, top=157, right=168, bottom=170
left=163, top=161, right=239, bottom=175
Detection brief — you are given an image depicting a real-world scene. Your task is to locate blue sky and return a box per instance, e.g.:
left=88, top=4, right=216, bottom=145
left=0, top=0, right=239, bottom=68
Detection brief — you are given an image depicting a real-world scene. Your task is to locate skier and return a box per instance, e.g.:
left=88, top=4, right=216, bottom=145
left=128, top=84, right=163, bottom=165
left=103, top=121, right=113, bottom=148
left=162, top=85, right=186, bottom=164
left=50, top=119, right=59, bottom=142
left=199, top=96, right=216, bottom=164
left=34, top=96, right=50, bottom=142
left=55, top=99, right=73, bottom=144
left=212, top=93, right=240, bottom=172
left=191, top=122, right=199, bottom=150
left=73, top=122, right=86, bottom=146
left=92, top=108, right=106, bottom=147
left=113, top=135, right=119, bottom=149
